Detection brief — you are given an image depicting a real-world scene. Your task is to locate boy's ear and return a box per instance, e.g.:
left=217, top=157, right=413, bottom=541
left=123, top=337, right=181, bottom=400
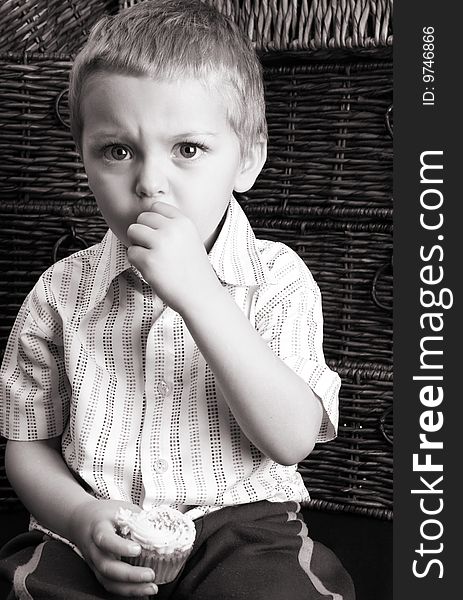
left=234, top=140, right=267, bottom=193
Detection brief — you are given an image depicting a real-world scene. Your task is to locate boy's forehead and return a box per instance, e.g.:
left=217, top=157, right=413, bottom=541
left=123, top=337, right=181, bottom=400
left=81, top=72, right=232, bottom=136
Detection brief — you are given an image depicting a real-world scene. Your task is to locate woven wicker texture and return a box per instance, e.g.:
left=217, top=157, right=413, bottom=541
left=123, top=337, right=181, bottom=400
left=250, top=60, right=393, bottom=212
left=0, top=442, right=17, bottom=508
left=119, top=0, right=393, bottom=50
left=0, top=0, right=115, bottom=54
left=250, top=219, right=392, bottom=364
left=301, top=359, right=393, bottom=519
left=0, top=53, right=88, bottom=203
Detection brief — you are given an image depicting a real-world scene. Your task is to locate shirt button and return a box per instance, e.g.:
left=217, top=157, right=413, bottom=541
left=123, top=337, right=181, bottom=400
left=153, top=458, right=169, bottom=473
left=156, top=380, right=170, bottom=397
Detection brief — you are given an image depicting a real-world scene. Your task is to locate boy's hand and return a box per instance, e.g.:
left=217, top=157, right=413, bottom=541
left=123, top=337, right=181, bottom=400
left=69, top=498, right=158, bottom=597
left=126, top=202, right=222, bottom=314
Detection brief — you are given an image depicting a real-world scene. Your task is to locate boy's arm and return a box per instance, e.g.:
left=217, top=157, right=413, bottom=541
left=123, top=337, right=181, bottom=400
left=128, top=202, right=324, bottom=466
left=6, top=439, right=158, bottom=597
left=181, top=286, right=323, bottom=465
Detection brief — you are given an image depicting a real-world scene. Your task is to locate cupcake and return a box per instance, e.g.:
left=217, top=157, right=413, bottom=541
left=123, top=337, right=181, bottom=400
left=115, top=505, right=196, bottom=584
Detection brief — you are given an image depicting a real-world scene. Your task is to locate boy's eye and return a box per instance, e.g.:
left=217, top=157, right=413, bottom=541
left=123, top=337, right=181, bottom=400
left=180, top=145, right=197, bottom=159
left=103, top=145, right=132, bottom=161
left=174, top=143, right=206, bottom=160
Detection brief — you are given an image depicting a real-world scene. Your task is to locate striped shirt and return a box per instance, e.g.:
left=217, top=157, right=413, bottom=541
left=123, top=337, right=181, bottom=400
left=0, top=196, right=340, bottom=525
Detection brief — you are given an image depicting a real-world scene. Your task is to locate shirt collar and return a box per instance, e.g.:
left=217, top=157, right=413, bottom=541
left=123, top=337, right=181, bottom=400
left=208, top=196, right=276, bottom=286
left=95, top=195, right=275, bottom=298
left=91, top=229, right=132, bottom=306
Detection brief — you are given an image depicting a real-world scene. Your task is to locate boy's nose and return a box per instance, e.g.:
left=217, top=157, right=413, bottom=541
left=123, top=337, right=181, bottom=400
left=135, top=162, right=168, bottom=199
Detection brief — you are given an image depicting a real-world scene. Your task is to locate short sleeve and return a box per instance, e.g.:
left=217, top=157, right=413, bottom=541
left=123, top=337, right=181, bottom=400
left=0, top=275, right=70, bottom=440
left=252, top=244, right=340, bottom=443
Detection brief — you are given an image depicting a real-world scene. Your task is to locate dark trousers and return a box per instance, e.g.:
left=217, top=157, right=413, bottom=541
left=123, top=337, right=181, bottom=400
left=0, top=500, right=355, bottom=599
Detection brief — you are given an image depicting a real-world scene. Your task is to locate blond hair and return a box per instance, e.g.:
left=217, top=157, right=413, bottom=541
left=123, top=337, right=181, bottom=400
left=69, top=0, right=267, bottom=156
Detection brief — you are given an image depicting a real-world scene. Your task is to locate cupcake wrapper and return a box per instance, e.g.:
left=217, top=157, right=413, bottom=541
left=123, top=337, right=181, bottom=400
left=126, top=547, right=190, bottom=584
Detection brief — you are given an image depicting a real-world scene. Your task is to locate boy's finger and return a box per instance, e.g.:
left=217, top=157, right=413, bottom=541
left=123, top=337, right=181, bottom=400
left=149, top=200, right=181, bottom=218
left=126, top=246, right=154, bottom=275
left=95, top=569, right=158, bottom=597
left=136, top=211, right=166, bottom=229
left=92, top=522, right=141, bottom=557
left=126, top=223, right=158, bottom=249
left=95, top=554, right=155, bottom=584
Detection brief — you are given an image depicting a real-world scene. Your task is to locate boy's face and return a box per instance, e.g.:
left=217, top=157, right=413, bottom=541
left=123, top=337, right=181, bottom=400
left=80, top=73, right=257, bottom=250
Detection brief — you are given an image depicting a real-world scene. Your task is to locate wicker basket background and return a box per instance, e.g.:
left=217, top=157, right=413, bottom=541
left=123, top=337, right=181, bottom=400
left=249, top=60, right=393, bottom=212
left=301, top=359, right=393, bottom=519
left=0, top=0, right=115, bottom=55
left=0, top=0, right=393, bottom=55
left=0, top=53, right=89, bottom=205
left=119, top=0, right=393, bottom=51
left=250, top=219, right=393, bottom=364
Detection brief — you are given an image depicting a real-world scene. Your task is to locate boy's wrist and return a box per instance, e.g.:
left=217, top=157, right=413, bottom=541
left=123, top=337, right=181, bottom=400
left=178, top=275, right=228, bottom=322
left=66, top=496, right=99, bottom=545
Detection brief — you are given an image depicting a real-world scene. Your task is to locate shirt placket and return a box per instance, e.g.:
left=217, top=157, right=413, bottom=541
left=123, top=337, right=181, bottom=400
left=140, top=296, right=175, bottom=508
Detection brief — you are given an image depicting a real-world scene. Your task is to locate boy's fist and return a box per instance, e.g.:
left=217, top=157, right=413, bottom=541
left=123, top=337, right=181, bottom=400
left=126, top=202, right=222, bottom=314
left=69, top=498, right=158, bottom=597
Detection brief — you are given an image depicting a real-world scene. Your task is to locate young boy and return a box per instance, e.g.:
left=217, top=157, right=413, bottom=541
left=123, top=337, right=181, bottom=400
left=0, top=1, right=354, bottom=598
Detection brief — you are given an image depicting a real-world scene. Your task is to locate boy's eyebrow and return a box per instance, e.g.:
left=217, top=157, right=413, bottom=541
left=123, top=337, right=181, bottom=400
left=85, top=131, right=219, bottom=142
left=170, top=131, right=218, bottom=140
left=86, top=131, right=125, bottom=142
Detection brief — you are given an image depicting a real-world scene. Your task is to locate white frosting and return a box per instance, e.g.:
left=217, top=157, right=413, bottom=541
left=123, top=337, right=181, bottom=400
left=116, top=505, right=196, bottom=554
